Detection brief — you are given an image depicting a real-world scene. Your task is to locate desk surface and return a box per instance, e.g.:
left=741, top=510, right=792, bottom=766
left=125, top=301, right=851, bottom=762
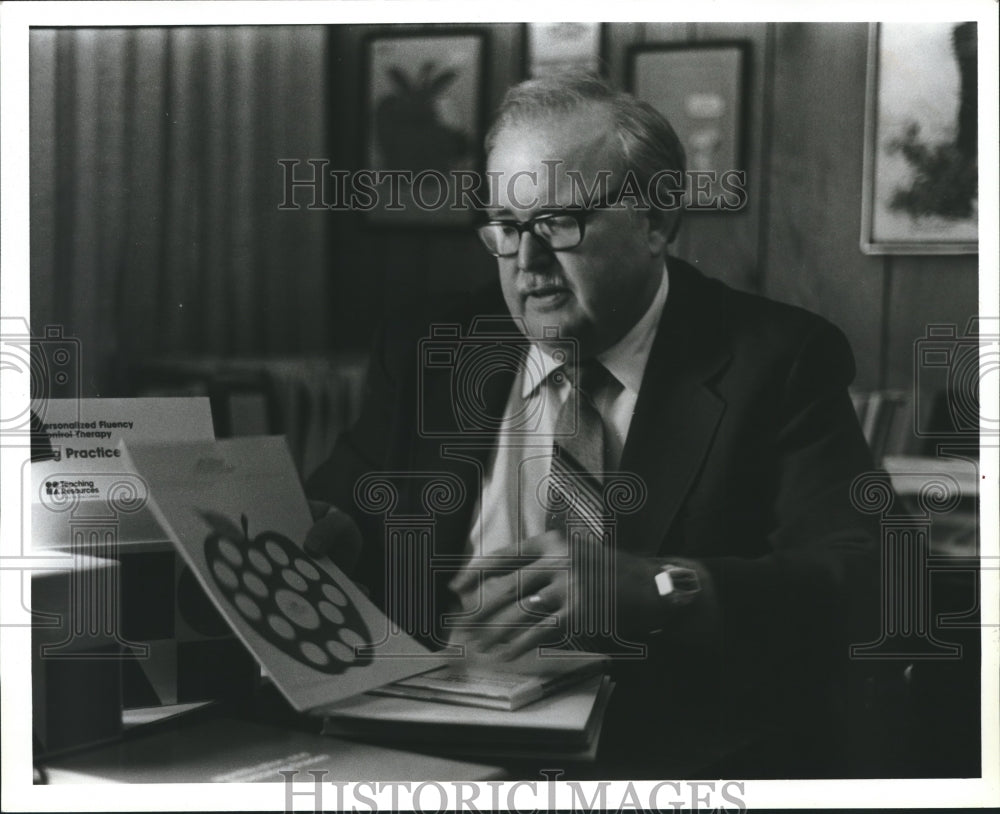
left=39, top=689, right=761, bottom=784
left=41, top=715, right=505, bottom=784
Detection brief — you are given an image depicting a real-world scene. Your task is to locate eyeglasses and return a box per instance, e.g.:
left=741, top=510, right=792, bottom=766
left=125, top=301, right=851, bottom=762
left=475, top=191, right=622, bottom=258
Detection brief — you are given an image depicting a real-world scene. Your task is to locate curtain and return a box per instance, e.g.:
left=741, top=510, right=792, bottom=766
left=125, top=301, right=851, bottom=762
left=30, top=26, right=331, bottom=396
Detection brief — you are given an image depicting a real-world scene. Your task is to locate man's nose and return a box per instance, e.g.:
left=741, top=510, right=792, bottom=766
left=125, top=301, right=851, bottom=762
left=516, top=230, right=554, bottom=272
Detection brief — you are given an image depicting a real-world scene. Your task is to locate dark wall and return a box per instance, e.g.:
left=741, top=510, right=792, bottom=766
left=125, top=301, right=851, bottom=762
left=323, top=24, right=521, bottom=352
left=324, top=22, right=978, bottom=398
left=30, top=22, right=978, bottom=402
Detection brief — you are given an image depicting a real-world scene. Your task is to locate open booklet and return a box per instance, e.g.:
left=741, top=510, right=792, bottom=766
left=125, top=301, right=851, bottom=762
left=123, top=435, right=611, bottom=722
left=123, top=436, right=445, bottom=712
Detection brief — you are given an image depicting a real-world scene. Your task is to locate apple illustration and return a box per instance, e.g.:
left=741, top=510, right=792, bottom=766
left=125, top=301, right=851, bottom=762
left=375, top=61, right=470, bottom=174
left=200, top=511, right=372, bottom=674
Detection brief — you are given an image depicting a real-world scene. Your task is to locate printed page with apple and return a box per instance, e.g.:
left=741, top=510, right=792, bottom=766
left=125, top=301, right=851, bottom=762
left=123, top=436, right=445, bottom=712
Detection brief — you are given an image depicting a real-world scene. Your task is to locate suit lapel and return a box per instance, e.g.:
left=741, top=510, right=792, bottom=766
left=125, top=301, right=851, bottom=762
left=617, top=261, right=731, bottom=556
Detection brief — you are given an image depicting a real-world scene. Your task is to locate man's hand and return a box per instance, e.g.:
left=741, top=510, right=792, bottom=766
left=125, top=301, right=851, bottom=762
left=448, top=529, right=667, bottom=661
left=303, top=500, right=364, bottom=576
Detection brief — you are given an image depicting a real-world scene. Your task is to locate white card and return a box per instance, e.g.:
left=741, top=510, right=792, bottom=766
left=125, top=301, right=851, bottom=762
left=31, top=398, right=215, bottom=547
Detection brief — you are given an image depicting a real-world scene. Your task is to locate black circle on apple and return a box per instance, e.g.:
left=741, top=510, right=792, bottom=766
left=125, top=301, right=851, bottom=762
left=203, top=517, right=372, bottom=674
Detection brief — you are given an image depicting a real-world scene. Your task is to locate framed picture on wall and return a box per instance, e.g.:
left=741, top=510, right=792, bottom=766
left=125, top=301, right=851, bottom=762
left=628, top=42, right=747, bottom=194
left=861, top=22, right=978, bottom=254
left=524, top=22, right=604, bottom=78
left=363, top=31, right=486, bottom=227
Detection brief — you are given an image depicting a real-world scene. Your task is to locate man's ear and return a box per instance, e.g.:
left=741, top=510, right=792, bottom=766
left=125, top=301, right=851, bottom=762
left=644, top=171, right=684, bottom=251
left=644, top=207, right=677, bottom=255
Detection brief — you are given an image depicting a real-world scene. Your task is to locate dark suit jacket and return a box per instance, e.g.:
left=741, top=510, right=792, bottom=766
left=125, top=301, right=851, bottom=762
left=307, top=258, right=882, bottom=772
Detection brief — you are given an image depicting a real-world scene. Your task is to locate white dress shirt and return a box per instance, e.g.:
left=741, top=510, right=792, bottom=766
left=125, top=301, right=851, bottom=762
left=465, top=263, right=670, bottom=556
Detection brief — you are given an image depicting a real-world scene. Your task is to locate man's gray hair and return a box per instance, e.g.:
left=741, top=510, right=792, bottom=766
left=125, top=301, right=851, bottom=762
left=485, top=73, right=687, bottom=212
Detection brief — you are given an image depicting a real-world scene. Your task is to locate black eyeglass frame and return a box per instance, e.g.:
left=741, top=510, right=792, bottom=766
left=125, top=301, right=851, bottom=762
left=475, top=188, right=626, bottom=258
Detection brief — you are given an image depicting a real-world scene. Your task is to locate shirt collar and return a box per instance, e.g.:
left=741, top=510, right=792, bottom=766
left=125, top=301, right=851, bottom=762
left=521, top=261, right=670, bottom=399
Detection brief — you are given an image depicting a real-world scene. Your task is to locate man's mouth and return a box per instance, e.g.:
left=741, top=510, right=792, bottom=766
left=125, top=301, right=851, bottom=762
left=521, top=284, right=571, bottom=310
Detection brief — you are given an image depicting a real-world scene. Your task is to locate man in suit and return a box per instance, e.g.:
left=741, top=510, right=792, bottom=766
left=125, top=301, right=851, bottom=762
left=306, top=75, right=881, bottom=775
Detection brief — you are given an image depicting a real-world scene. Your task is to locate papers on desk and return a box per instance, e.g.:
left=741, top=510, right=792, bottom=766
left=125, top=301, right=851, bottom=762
left=882, top=454, right=979, bottom=496
left=121, top=701, right=215, bottom=731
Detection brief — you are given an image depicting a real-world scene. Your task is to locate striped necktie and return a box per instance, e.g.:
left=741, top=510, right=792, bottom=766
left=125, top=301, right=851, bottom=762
left=546, top=359, right=618, bottom=533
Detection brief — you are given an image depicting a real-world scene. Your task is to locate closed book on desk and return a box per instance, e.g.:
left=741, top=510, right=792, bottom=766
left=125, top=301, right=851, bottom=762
left=368, top=653, right=607, bottom=710
left=320, top=674, right=613, bottom=756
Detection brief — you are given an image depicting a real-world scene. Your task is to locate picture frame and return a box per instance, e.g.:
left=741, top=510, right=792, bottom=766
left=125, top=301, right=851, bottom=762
left=627, top=42, right=748, bottom=190
left=363, top=30, right=487, bottom=227
left=860, top=22, right=978, bottom=254
left=524, top=22, right=604, bottom=78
